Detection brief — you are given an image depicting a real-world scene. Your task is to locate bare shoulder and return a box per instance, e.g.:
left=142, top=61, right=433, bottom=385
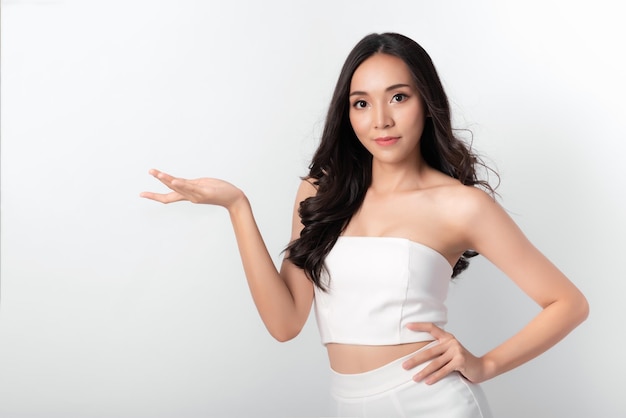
left=424, top=179, right=496, bottom=214
left=418, top=182, right=501, bottom=234
left=441, top=185, right=521, bottom=253
left=448, top=184, right=497, bottom=214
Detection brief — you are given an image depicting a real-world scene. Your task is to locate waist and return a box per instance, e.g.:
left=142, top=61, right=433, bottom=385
left=329, top=340, right=440, bottom=397
left=327, top=340, right=435, bottom=374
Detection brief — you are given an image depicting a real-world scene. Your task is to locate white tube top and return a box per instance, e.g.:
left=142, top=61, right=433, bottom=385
left=314, top=236, right=453, bottom=345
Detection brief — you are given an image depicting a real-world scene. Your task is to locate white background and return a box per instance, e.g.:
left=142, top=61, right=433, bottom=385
left=1, top=1, right=624, bottom=417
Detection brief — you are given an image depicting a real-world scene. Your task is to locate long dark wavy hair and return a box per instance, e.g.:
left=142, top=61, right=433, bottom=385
left=286, top=32, right=496, bottom=290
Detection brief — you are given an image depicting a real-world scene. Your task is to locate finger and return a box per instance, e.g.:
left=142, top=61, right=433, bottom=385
left=148, top=168, right=172, bottom=177
left=149, top=169, right=184, bottom=188
left=148, top=168, right=168, bottom=181
left=406, top=322, right=447, bottom=339
left=402, top=344, right=445, bottom=370
left=139, top=191, right=186, bottom=204
left=423, top=363, right=458, bottom=385
left=405, top=322, right=435, bottom=332
left=411, top=354, right=451, bottom=382
left=149, top=171, right=200, bottom=201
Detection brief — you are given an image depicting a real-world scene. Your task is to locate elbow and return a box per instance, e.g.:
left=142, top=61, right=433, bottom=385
left=273, top=333, right=297, bottom=343
left=268, top=324, right=302, bottom=343
left=271, top=329, right=300, bottom=343
left=575, top=292, right=590, bottom=324
left=562, top=288, right=589, bottom=326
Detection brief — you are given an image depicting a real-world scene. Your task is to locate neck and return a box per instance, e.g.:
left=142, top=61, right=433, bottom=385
left=369, top=157, right=429, bottom=194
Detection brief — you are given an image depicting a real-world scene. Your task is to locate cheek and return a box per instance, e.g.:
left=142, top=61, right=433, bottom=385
left=399, top=107, right=426, bottom=133
left=349, top=111, right=369, bottom=138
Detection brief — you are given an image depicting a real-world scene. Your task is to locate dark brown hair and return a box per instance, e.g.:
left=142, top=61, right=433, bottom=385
left=286, top=33, right=496, bottom=290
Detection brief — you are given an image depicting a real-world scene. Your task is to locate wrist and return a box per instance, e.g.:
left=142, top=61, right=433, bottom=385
left=227, top=191, right=250, bottom=217
left=478, top=355, right=499, bottom=382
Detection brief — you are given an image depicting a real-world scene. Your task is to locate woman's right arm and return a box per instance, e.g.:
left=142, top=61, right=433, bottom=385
left=228, top=179, right=316, bottom=341
left=141, top=169, right=316, bottom=341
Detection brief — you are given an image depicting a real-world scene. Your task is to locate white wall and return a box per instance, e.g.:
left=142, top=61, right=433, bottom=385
left=1, top=1, right=624, bottom=417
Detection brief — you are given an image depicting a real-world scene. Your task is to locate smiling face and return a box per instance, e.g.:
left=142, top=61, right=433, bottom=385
left=348, top=53, right=427, bottom=167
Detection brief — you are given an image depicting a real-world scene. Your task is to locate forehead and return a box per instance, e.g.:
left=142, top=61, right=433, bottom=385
left=350, top=53, right=414, bottom=91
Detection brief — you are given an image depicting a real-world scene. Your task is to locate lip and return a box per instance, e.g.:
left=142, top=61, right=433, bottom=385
left=374, top=136, right=400, bottom=146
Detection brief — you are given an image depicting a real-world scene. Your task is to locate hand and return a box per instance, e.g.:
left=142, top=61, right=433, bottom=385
left=140, top=169, right=246, bottom=210
left=402, top=322, right=488, bottom=385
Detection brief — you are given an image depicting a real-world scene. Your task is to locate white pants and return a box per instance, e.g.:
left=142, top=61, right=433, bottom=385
left=329, top=341, right=492, bottom=418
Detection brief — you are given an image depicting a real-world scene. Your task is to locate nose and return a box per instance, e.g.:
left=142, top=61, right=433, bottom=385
left=374, top=104, right=393, bottom=129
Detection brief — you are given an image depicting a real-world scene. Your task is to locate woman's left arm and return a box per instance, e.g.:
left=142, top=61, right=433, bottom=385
left=404, top=188, right=589, bottom=384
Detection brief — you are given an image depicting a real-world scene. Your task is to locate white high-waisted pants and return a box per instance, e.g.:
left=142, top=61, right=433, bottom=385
left=329, top=341, right=493, bottom=418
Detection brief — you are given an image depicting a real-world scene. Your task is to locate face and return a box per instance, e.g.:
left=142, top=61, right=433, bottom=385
left=348, top=53, right=427, bottom=166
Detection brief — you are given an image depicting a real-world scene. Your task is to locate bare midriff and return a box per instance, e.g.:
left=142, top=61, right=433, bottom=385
left=326, top=340, right=434, bottom=374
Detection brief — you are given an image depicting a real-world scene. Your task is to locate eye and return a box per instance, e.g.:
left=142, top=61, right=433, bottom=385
left=392, top=93, right=408, bottom=103
left=352, top=100, right=368, bottom=109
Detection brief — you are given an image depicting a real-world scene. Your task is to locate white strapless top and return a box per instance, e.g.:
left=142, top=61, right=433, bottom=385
left=314, top=236, right=453, bottom=345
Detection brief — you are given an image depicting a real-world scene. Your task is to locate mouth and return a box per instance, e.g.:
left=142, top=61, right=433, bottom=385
left=374, top=136, right=400, bottom=146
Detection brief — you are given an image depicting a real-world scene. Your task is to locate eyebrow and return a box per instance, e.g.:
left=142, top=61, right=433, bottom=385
left=349, top=83, right=413, bottom=97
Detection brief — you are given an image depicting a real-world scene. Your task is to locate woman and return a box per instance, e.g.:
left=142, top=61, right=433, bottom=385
left=141, top=33, right=588, bottom=417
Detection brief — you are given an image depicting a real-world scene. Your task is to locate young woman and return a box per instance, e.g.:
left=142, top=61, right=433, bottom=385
left=141, top=33, right=588, bottom=417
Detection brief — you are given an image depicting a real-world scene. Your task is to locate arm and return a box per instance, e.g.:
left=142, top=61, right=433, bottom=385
left=404, top=188, right=588, bottom=383
left=465, top=190, right=589, bottom=380
left=141, top=169, right=315, bottom=342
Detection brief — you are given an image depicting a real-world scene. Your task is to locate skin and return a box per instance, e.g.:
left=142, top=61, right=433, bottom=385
left=140, top=53, right=588, bottom=385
